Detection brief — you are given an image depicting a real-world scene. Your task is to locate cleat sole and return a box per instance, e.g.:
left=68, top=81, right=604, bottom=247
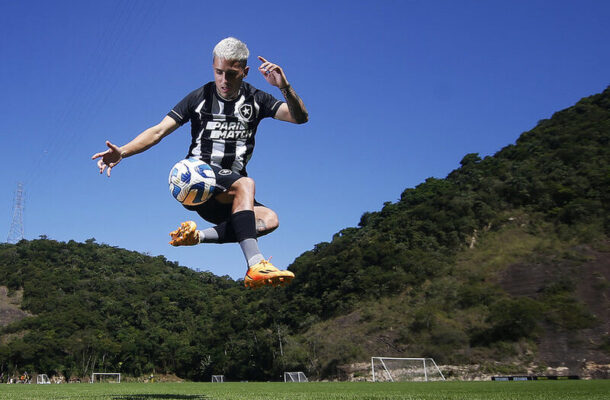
left=244, top=274, right=294, bottom=289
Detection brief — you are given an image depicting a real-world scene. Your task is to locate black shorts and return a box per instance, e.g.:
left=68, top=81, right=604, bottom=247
left=183, top=165, right=263, bottom=225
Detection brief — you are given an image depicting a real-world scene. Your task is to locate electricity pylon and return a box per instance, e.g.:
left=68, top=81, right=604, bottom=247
left=7, top=182, right=25, bottom=244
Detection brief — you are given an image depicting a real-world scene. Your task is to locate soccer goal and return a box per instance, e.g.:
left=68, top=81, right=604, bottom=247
left=284, top=371, right=308, bottom=382
left=91, top=372, right=121, bottom=383
left=211, top=375, right=224, bottom=383
left=371, top=357, right=445, bottom=382
left=36, top=374, right=51, bottom=384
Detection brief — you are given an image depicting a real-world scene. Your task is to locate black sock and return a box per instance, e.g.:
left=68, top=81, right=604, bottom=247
left=205, top=210, right=259, bottom=244
left=231, top=210, right=264, bottom=267
left=230, top=210, right=257, bottom=242
left=211, top=221, right=237, bottom=244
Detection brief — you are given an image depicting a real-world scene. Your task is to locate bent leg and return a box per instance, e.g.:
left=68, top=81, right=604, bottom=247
left=215, top=177, right=264, bottom=266
left=196, top=205, right=278, bottom=243
left=172, top=173, right=294, bottom=287
left=216, top=177, right=279, bottom=238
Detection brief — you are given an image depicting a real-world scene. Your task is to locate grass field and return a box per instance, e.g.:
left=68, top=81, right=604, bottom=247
left=1, top=381, right=609, bottom=400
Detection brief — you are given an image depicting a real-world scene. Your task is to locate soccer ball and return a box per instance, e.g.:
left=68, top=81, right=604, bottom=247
left=168, top=158, right=216, bottom=206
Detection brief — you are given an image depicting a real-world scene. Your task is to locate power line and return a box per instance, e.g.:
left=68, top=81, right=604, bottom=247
left=7, top=182, right=25, bottom=244
left=24, top=0, right=160, bottom=189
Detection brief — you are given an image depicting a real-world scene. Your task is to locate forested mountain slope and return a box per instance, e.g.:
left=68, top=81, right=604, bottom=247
left=269, top=86, right=610, bottom=378
left=1, top=88, right=608, bottom=381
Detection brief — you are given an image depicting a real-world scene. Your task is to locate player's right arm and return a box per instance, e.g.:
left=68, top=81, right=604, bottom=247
left=92, top=115, right=179, bottom=177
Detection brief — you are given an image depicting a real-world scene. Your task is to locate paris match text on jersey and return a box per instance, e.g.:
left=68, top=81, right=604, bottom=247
left=168, top=82, right=283, bottom=176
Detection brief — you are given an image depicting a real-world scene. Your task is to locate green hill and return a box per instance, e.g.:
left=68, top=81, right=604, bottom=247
left=1, top=88, right=609, bottom=381
left=266, top=87, right=609, bottom=379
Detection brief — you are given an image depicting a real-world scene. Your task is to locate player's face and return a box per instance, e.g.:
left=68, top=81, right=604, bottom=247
left=213, top=57, right=249, bottom=100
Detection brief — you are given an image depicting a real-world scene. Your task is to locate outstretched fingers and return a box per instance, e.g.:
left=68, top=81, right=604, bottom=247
left=96, top=157, right=106, bottom=175
left=92, top=141, right=122, bottom=177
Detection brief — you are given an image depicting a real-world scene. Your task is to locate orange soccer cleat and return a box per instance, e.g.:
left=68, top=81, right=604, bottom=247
left=244, top=259, right=295, bottom=289
left=169, top=221, right=200, bottom=246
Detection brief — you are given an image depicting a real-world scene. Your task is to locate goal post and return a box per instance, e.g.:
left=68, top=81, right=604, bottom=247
left=91, top=372, right=121, bottom=383
left=371, top=357, right=445, bottom=382
left=211, top=375, right=224, bottom=382
left=284, top=371, right=308, bottom=382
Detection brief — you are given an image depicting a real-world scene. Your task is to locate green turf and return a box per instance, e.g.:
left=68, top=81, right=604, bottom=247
left=1, top=381, right=609, bottom=400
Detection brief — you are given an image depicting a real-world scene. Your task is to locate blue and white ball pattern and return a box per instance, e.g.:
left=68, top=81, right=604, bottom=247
left=168, top=158, right=216, bottom=206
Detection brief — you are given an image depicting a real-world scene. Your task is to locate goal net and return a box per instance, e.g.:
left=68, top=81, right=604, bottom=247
left=211, top=375, right=224, bottom=383
left=91, top=372, right=121, bottom=383
left=36, top=374, right=51, bottom=384
left=371, top=357, right=445, bottom=382
left=284, top=371, right=308, bottom=382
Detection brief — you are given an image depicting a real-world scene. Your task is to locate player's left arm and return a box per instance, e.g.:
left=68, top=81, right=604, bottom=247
left=258, top=56, right=309, bottom=124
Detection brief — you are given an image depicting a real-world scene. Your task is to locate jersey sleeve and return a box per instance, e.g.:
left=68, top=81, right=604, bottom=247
left=256, top=90, right=284, bottom=119
left=167, top=88, right=200, bottom=126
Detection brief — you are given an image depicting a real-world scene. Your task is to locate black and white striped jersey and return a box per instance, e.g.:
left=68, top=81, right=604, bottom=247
left=168, top=81, right=283, bottom=176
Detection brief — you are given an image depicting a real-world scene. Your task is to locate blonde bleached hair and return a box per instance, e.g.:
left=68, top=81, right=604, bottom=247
left=213, top=37, right=249, bottom=67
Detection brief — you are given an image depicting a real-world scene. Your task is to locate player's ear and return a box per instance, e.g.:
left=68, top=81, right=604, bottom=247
left=243, top=65, right=249, bottom=78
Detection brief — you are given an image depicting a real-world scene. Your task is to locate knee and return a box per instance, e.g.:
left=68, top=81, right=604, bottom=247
left=229, top=177, right=256, bottom=199
left=231, top=177, right=255, bottom=196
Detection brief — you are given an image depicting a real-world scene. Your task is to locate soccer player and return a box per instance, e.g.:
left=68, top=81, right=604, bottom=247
left=92, top=37, right=308, bottom=288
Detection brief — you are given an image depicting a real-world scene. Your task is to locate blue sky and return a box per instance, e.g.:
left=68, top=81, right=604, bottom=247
left=1, top=0, right=609, bottom=279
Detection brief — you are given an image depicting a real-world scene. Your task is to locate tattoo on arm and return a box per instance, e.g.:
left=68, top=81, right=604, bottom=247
left=281, top=85, right=309, bottom=124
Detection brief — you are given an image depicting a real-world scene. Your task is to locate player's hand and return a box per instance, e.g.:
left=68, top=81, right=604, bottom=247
left=91, top=140, right=123, bottom=177
left=258, top=56, right=289, bottom=89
